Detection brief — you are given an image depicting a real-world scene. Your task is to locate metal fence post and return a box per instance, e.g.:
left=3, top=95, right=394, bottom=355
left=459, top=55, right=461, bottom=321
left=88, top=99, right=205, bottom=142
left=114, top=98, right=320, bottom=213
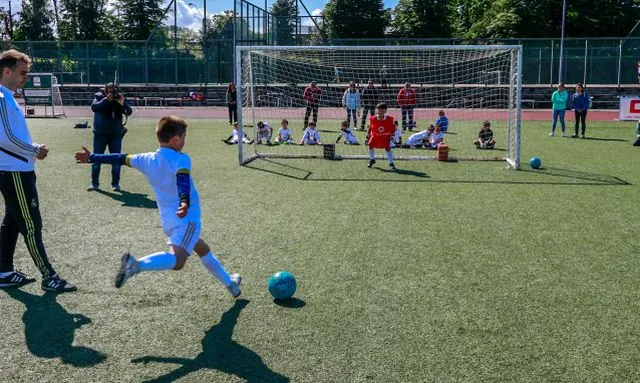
left=617, top=39, right=623, bottom=86
left=550, top=39, right=554, bottom=86
left=583, top=39, right=587, bottom=85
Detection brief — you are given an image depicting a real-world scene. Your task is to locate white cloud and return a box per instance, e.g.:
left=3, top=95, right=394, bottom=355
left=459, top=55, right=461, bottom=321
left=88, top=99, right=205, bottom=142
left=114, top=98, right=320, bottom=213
left=301, top=8, right=322, bottom=26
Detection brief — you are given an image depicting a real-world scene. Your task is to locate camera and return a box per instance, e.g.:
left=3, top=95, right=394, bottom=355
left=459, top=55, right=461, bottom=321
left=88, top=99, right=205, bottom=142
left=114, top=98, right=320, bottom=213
left=112, top=85, right=120, bottom=99
left=105, top=82, right=120, bottom=100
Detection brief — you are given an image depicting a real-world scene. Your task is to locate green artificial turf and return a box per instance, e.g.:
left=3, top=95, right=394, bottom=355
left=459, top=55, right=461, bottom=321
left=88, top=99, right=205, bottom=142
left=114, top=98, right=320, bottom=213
left=1, top=116, right=639, bottom=382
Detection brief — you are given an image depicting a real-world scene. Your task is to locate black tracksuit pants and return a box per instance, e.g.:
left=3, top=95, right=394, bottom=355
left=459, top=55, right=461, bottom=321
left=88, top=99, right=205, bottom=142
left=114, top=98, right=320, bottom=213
left=0, top=170, right=55, bottom=278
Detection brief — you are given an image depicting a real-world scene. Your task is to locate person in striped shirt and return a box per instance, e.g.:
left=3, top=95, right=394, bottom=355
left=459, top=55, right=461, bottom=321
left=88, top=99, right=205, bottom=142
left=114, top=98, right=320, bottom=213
left=75, top=115, right=241, bottom=297
left=0, top=49, right=76, bottom=292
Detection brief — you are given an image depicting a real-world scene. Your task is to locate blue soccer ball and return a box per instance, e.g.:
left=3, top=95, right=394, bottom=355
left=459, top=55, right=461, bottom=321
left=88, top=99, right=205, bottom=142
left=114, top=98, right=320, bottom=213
left=268, top=271, right=297, bottom=300
left=529, top=156, right=542, bottom=169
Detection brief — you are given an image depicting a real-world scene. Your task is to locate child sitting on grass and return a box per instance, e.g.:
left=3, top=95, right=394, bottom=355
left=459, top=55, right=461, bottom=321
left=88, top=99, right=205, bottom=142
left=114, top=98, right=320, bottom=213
left=276, top=119, right=294, bottom=144
left=222, top=122, right=253, bottom=145
left=300, top=121, right=322, bottom=145
left=403, top=125, right=434, bottom=148
left=426, top=125, right=444, bottom=149
left=435, top=110, right=449, bottom=133
left=474, top=120, right=495, bottom=149
left=336, top=120, right=359, bottom=145
left=256, top=121, right=273, bottom=145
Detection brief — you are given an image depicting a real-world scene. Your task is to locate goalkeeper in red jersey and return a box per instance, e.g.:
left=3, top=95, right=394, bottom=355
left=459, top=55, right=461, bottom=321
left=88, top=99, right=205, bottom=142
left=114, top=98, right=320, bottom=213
left=366, top=102, right=396, bottom=170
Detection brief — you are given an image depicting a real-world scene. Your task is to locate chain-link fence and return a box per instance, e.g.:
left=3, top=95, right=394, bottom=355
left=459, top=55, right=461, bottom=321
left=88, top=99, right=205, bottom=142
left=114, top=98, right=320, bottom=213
left=2, top=36, right=640, bottom=86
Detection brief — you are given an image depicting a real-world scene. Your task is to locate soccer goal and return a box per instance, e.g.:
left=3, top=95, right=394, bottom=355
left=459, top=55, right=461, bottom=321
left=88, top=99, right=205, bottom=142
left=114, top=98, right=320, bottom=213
left=236, top=45, right=522, bottom=169
left=22, top=73, right=65, bottom=117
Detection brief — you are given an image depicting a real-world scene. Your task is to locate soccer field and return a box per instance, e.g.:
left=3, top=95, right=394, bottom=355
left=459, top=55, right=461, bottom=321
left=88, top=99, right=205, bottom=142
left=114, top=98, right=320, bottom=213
left=1, top=116, right=640, bottom=382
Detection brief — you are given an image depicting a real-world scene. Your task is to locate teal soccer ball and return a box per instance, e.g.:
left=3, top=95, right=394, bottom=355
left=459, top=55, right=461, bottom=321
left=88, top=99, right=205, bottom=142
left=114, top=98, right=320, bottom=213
left=268, top=271, right=297, bottom=300
left=529, top=156, right=542, bottom=169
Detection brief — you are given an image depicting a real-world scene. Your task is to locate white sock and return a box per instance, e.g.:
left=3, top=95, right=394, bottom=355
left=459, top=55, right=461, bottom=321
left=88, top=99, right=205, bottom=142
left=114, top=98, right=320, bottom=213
left=369, top=148, right=375, bottom=160
left=199, top=252, right=232, bottom=287
left=387, top=150, right=394, bottom=163
left=137, top=252, right=176, bottom=272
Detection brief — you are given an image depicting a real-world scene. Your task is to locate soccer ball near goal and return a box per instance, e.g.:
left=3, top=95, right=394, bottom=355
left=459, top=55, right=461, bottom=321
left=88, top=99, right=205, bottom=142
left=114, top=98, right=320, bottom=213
left=268, top=271, right=297, bottom=300
left=529, top=156, right=542, bottom=169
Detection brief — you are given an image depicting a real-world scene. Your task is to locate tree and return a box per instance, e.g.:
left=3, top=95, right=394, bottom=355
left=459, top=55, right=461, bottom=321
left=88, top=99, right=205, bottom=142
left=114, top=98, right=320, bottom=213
left=13, top=0, right=55, bottom=41
left=116, top=0, right=166, bottom=40
left=0, top=7, right=12, bottom=40
left=58, top=0, right=113, bottom=40
left=391, top=0, right=452, bottom=38
left=270, top=0, right=297, bottom=45
left=323, top=0, right=389, bottom=39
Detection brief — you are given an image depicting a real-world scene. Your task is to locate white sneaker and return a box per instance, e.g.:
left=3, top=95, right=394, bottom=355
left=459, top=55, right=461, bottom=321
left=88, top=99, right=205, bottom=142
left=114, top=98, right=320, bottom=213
left=549, top=132, right=554, bottom=137
left=561, top=132, right=566, bottom=137
left=227, top=273, right=242, bottom=298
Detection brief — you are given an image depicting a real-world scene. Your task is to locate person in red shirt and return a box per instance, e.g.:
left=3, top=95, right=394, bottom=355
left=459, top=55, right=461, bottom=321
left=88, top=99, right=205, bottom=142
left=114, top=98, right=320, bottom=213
left=396, top=82, right=417, bottom=131
left=366, top=102, right=396, bottom=170
left=303, top=81, right=322, bottom=129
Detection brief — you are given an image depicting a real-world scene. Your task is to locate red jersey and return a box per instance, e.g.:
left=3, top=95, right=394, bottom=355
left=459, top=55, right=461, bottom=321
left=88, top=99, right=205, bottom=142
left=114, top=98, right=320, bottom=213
left=368, top=115, right=395, bottom=150
left=396, top=87, right=417, bottom=106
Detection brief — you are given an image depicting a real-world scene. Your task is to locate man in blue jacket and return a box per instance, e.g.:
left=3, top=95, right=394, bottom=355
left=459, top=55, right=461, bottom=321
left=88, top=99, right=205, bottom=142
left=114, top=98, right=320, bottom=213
left=89, top=82, right=132, bottom=191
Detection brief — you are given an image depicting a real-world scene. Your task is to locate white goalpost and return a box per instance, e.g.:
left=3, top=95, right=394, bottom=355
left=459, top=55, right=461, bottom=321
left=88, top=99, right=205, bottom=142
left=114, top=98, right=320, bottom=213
left=236, top=45, right=522, bottom=169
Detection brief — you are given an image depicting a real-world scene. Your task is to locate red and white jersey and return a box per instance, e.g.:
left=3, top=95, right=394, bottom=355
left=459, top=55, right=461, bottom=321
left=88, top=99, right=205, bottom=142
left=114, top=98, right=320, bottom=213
left=368, top=114, right=395, bottom=149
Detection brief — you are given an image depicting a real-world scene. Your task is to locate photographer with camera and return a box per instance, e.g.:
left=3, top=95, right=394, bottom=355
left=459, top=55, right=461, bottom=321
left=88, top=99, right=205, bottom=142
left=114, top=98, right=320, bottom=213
left=88, top=82, right=132, bottom=192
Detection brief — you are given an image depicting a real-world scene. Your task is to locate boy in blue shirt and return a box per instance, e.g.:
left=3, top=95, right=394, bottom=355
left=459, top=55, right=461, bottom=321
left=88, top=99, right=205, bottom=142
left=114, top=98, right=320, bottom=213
left=435, top=110, right=449, bottom=133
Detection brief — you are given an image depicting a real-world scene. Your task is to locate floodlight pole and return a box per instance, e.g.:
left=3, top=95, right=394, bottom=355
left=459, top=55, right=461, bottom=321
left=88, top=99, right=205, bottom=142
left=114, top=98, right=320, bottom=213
left=558, top=0, right=567, bottom=83
left=203, top=0, right=208, bottom=94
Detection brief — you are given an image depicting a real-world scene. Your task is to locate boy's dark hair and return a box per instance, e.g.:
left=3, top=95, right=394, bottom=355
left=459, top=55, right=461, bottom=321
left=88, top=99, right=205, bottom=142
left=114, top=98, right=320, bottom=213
left=0, top=49, right=32, bottom=74
left=376, top=102, right=387, bottom=110
left=281, top=118, right=288, bottom=124
left=156, top=115, right=187, bottom=143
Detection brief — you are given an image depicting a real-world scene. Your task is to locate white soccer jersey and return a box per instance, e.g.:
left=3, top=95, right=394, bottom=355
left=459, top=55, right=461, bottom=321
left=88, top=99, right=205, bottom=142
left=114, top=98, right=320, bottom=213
left=257, top=121, right=272, bottom=141
left=128, top=148, right=201, bottom=229
left=340, top=128, right=358, bottom=144
left=406, top=130, right=430, bottom=146
left=278, top=127, right=293, bottom=141
left=0, top=85, right=39, bottom=171
left=302, top=128, right=321, bottom=144
left=430, top=131, right=444, bottom=145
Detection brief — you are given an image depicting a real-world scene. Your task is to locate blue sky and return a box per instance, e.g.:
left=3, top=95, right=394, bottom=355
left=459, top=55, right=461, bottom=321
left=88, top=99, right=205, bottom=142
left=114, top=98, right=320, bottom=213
left=0, top=0, right=399, bottom=31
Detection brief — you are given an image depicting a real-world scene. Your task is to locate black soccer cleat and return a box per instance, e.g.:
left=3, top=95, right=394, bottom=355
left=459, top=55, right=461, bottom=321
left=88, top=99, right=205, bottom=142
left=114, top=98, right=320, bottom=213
left=367, top=159, right=376, bottom=168
left=0, top=270, right=36, bottom=288
left=115, top=253, right=138, bottom=289
left=389, top=162, right=397, bottom=170
left=41, top=274, right=77, bottom=292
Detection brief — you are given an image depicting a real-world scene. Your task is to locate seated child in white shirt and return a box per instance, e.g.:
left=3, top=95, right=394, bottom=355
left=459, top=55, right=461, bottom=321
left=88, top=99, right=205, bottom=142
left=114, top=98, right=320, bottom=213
left=223, top=122, right=253, bottom=145
left=276, top=119, right=294, bottom=144
left=300, top=121, right=322, bottom=145
left=256, top=121, right=273, bottom=145
left=426, top=125, right=444, bottom=149
left=336, top=120, right=359, bottom=145
left=404, top=124, right=434, bottom=148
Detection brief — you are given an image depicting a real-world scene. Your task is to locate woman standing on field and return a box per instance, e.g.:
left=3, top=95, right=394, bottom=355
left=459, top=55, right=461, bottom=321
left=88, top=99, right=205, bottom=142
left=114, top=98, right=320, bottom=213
left=549, top=83, right=568, bottom=137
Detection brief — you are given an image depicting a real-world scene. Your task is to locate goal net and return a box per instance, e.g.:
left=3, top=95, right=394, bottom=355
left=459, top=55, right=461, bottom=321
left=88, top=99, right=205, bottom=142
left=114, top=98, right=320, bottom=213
left=237, top=45, right=522, bottom=168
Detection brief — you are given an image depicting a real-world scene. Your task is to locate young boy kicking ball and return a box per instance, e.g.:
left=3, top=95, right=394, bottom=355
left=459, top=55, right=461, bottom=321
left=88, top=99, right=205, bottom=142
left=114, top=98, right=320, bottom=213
left=75, top=115, right=241, bottom=297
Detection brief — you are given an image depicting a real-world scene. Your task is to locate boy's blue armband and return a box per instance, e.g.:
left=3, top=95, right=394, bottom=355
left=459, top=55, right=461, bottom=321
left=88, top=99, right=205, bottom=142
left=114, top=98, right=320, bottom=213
left=176, top=170, right=190, bottom=206
left=89, top=153, right=129, bottom=165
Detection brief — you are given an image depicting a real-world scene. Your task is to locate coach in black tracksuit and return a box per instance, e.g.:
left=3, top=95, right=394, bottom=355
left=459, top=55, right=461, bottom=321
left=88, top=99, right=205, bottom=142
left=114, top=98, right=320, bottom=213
left=0, top=49, right=75, bottom=292
left=360, top=80, right=379, bottom=130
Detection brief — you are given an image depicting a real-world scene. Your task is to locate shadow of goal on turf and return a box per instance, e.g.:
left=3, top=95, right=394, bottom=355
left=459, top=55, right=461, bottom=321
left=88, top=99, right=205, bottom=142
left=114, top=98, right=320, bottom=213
left=245, top=158, right=629, bottom=185
left=520, top=166, right=631, bottom=186
left=131, top=299, right=289, bottom=383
